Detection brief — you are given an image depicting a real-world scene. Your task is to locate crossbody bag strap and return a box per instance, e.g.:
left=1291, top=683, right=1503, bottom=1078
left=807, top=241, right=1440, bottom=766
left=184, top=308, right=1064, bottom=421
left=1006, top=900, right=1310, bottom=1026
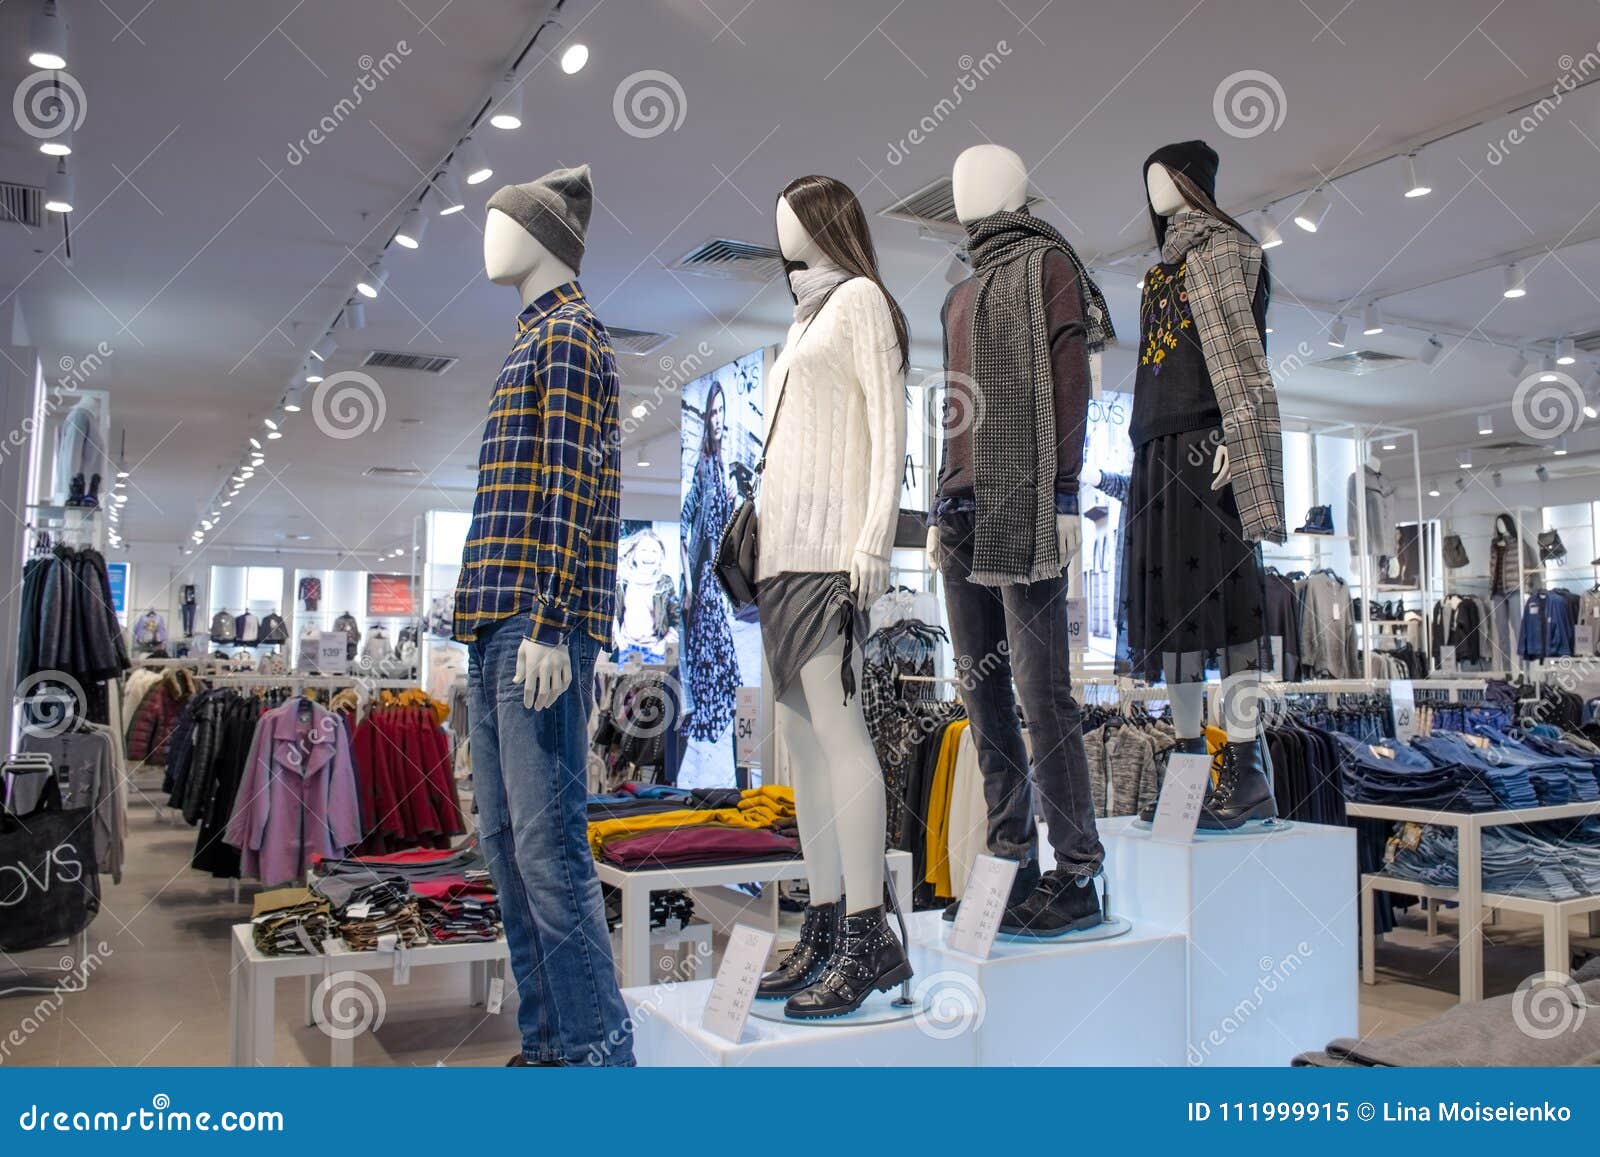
left=754, top=282, right=846, bottom=481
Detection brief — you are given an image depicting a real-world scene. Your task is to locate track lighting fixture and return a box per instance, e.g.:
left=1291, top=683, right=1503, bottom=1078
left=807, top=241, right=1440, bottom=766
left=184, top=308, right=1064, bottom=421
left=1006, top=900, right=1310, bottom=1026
left=1401, top=153, right=1431, bottom=198
left=634, top=445, right=652, bottom=469
left=1553, top=436, right=1569, bottom=456
left=311, top=335, right=338, bottom=362
left=39, top=124, right=71, bottom=157
left=356, top=267, right=387, bottom=299
left=1492, top=470, right=1503, bottom=488
left=345, top=301, right=366, bottom=331
left=1258, top=208, right=1283, bottom=249
left=489, top=71, right=523, bottom=130
left=1361, top=302, right=1383, bottom=335
left=1508, top=350, right=1529, bottom=378
left=28, top=0, right=68, bottom=70
left=1502, top=263, right=1526, bottom=298
left=1540, top=356, right=1558, bottom=382
left=1557, top=338, right=1576, bottom=365
left=44, top=157, right=73, bottom=214
left=1457, top=447, right=1472, bottom=469
left=1477, top=413, right=1493, bottom=436
left=1426, top=480, right=1441, bottom=498
left=459, top=136, right=493, bottom=185
left=394, top=207, right=428, bottom=249
left=1536, top=465, right=1550, bottom=481
left=1327, top=317, right=1347, bottom=348
left=249, top=437, right=262, bottom=450
left=1381, top=437, right=1398, bottom=451
left=433, top=168, right=466, bottom=215
left=284, top=386, right=303, bottom=413
left=1418, top=336, right=1443, bottom=365
left=560, top=42, right=590, bottom=74
left=1292, top=188, right=1330, bottom=233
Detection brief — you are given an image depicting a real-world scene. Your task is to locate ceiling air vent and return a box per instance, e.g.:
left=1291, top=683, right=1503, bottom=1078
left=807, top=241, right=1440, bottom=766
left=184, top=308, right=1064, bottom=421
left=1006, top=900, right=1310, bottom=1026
left=1569, top=329, right=1600, bottom=353
left=608, top=326, right=675, bottom=356
left=361, top=350, right=458, bottom=374
left=670, top=238, right=784, bottom=283
left=1310, top=350, right=1414, bottom=375
left=362, top=466, right=424, bottom=478
left=877, top=176, right=1040, bottom=228
left=0, top=181, right=44, bottom=228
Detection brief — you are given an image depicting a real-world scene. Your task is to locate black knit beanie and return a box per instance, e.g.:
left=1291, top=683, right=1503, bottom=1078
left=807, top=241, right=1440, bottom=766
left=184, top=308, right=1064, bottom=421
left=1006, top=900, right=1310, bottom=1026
left=1143, top=140, right=1220, bottom=246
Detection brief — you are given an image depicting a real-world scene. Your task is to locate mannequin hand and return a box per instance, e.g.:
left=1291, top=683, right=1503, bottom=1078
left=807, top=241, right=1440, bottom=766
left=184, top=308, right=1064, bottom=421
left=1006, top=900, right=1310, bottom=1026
left=1056, top=513, right=1081, bottom=567
left=513, top=637, right=572, bottom=711
left=1211, top=443, right=1232, bottom=491
left=926, top=526, right=943, bottom=571
left=1078, top=466, right=1105, bottom=492
left=850, top=551, right=890, bottom=608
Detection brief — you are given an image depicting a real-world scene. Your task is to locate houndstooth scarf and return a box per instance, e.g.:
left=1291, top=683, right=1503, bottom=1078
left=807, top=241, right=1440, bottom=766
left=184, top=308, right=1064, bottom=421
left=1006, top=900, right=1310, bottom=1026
left=965, top=210, right=1114, bottom=585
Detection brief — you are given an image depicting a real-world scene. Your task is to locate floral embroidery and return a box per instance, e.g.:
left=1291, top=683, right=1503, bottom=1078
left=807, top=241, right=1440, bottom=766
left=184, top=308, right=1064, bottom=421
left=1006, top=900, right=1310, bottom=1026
left=1139, top=261, right=1194, bottom=374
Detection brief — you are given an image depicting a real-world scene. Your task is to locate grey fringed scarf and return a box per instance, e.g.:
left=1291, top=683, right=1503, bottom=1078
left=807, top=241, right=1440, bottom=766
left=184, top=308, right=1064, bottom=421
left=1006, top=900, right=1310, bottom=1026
left=965, top=210, right=1114, bottom=586
left=790, top=261, right=851, bottom=323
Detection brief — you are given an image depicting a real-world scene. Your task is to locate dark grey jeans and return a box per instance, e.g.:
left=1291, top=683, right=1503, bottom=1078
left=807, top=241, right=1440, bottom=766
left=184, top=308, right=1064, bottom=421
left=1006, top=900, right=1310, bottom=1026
left=936, top=509, right=1105, bottom=880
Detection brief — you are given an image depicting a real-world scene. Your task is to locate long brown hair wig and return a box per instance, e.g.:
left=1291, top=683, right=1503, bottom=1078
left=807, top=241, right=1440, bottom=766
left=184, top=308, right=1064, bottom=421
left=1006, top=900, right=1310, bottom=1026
left=777, top=174, right=910, bottom=371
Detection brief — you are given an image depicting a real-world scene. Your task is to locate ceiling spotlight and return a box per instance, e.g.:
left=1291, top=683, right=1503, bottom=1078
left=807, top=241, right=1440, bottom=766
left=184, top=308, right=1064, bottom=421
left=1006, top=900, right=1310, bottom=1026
left=1418, top=335, right=1444, bottom=365
left=311, top=335, right=338, bottom=362
left=1554, top=436, right=1569, bottom=456
left=1427, top=480, right=1441, bottom=498
left=115, top=469, right=128, bottom=479
left=1360, top=302, right=1383, bottom=335
left=28, top=0, right=68, bottom=70
left=1508, top=349, right=1530, bottom=378
left=263, top=418, right=278, bottom=431
left=1536, top=464, right=1550, bottom=481
left=221, top=500, right=232, bottom=508
left=201, top=521, right=213, bottom=531
left=249, top=437, right=262, bottom=449
left=1381, top=438, right=1398, bottom=451
left=43, top=157, right=73, bottom=214
left=634, top=446, right=652, bottom=469
left=266, top=430, right=282, bottom=440
left=1457, top=447, right=1473, bottom=469
left=1477, top=413, right=1494, bottom=436
left=459, top=136, right=493, bottom=185
left=1258, top=208, right=1283, bottom=249
left=1503, top=263, right=1527, bottom=298
left=560, top=42, right=590, bottom=74
left=1540, top=356, right=1559, bottom=382
left=1264, top=325, right=1273, bottom=334
left=1293, top=188, right=1330, bottom=233
left=489, top=71, right=523, bottom=130
left=39, top=124, right=71, bottom=158
left=1557, top=338, right=1576, bottom=365
left=1135, top=276, right=1145, bottom=290
left=1492, top=470, right=1504, bottom=488
left=1401, top=152, right=1431, bottom=198
left=356, top=267, right=388, bottom=299
left=432, top=167, right=466, bottom=215
left=284, top=387, right=303, bottom=413
left=1454, top=476, right=1467, bottom=492
left=1327, top=317, right=1348, bottom=348
left=394, top=207, right=428, bottom=249
left=630, top=401, right=649, bottom=419
left=112, top=492, right=127, bottom=504
left=345, top=301, right=366, bottom=331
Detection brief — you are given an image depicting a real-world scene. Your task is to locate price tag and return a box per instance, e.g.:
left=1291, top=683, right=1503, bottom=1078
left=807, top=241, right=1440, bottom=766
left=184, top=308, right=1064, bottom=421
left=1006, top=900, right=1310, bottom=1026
left=392, top=942, right=412, bottom=986
left=1065, top=597, right=1088, bottom=645
left=948, top=854, right=1020, bottom=959
left=1577, top=625, right=1595, bottom=655
left=1089, top=350, right=1103, bottom=399
left=486, top=976, right=505, bottom=1015
left=320, top=937, right=343, bottom=956
left=317, top=631, right=349, bottom=674
left=1332, top=601, right=1342, bottom=621
left=1391, top=679, right=1417, bottom=743
left=1151, top=753, right=1212, bottom=844
left=734, top=686, right=760, bottom=765
left=700, top=923, right=775, bottom=1043
left=1438, top=644, right=1458, bottom=675
left=345, top=903, right=372, bottom=920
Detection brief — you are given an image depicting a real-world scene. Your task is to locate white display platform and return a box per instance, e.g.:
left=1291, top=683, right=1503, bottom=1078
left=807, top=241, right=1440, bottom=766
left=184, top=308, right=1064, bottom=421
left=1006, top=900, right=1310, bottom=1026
left=624, top=818, right=1357, bottom=1067
left=1101, top=815, right=1359, bottom=1066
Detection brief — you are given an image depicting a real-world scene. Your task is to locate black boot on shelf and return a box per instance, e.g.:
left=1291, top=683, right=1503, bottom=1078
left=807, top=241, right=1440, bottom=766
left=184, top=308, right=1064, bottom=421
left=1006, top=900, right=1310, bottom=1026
left=1139, top=734, right=1208, bottom=823
left=65, top=474, right=85, bottom=508
left=942, top=856, right=1038, bottom=923
left=82, top=472, right=101, bottom=509
left=784, top=905, right=912, bottom=1020
left=1002, top=868, right=1104, bottom=937
left=1197, top=740, right=1278, bottom=830
left=756, top=900, right=840, bottom=1000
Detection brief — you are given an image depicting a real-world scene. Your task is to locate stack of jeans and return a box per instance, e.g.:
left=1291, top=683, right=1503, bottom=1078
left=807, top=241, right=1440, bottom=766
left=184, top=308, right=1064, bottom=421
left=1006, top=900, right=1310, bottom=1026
left=1411, top=732, right=1541, bottom=810
left=1386, top=821, right=1600, bottom=899
left=1516, top=727, right=1600, bottom=802
left=1334, top=733, right=1500, bottom=812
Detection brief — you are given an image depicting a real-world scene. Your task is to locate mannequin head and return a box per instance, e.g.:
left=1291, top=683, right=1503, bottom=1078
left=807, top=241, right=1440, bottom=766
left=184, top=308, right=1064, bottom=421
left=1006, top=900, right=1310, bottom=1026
left=1368, top=454, right=1383, bottom=474
left=1145, top=164, right=1185, bottom=217
left=952, top=144, right=1028, bottom=223
left=1496, top=513, right=1517, bottom=539
left=774, top=174, right=909, bottom=369
left=484, top=206, right=577, bottom=305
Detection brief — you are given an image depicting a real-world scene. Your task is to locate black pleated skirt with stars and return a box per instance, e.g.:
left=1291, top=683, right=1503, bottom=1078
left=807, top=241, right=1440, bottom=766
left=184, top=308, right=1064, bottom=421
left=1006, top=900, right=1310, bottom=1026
left=1121, top=427, right=1268, bottom=684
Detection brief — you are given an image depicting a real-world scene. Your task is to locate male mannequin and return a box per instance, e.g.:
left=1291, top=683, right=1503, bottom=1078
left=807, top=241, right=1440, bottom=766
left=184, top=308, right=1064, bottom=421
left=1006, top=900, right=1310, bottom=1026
left=453, top=165, right=633, bottom=1066
left=753, top=175, right=910, bottom=1017
left=927, top=143, right=1113, bottom=937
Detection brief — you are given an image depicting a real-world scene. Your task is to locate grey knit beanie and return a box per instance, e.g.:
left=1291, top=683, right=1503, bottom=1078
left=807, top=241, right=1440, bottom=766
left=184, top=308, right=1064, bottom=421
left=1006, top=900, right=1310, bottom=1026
left=486, top=164, right=593, bottom=274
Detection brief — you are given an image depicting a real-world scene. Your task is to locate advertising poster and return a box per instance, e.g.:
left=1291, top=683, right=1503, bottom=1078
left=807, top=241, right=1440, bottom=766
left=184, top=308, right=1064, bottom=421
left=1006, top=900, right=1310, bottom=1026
left=367, top=572, right=416, bottom=617
left=1079, top=391, right=1134, bottom=667
left=679, top=348, right=767, bottom=788
left=613, top=519, right=682, bottom=664
left=105, top=561, right=128, bottom=618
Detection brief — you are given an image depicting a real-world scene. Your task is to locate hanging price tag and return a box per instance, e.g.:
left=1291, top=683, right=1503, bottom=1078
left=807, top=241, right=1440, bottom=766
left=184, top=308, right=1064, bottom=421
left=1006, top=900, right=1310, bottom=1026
left=1065, top=596, right=1088, bottom=645
left=1269, top=635, right=1285, bottom=681
left=486, top=976, right=505, bottom=1015
left=734, top=687, right=760, bottom=765
left=1151, top=753, right=1211, bottom=844
left=948, top=854, right=1020, bottom=959
left=1438, top=644, right=1458, bottom=675
left=700, top=924, right=775, bottom=1043
left=1391, top=679, right=1418, bottom=743
left=1577, top=625, right=1595, bottom=655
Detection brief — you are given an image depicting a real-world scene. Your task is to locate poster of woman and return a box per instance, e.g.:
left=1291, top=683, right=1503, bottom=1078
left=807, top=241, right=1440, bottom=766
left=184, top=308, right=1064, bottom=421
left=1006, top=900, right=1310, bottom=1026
left=678, top=349, right=766, bottom=788
left=613, top=521, right=681, bottom=664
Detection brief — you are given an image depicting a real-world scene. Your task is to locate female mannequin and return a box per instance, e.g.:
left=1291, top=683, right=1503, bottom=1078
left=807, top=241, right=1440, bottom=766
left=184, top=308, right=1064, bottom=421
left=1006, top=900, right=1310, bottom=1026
left=753, top=174, right=910, bottom=1018
left=1125, top=140, right=1281, bottom=830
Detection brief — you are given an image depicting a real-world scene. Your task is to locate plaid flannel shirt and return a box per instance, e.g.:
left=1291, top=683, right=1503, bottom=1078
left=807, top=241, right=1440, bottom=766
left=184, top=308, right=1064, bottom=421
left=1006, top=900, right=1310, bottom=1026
left=453, top=282, right=621, bottom=648
left=1168, top=209, right=1285, bottom=545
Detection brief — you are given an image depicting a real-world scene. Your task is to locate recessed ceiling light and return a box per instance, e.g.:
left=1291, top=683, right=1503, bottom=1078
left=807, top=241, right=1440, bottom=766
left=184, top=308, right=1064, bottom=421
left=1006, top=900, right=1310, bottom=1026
left=560, top=42, right=589, bottom=74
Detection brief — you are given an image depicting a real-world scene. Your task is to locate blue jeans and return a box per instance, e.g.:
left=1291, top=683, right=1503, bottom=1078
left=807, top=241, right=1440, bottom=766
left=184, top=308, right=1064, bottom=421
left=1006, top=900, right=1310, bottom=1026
left=467, top=616, right=634, bottom=1066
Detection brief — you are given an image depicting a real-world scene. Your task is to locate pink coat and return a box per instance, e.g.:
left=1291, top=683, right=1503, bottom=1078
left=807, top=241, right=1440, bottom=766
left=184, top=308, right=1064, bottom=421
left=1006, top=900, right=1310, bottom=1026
left=224, top=699, right=362, bottom=885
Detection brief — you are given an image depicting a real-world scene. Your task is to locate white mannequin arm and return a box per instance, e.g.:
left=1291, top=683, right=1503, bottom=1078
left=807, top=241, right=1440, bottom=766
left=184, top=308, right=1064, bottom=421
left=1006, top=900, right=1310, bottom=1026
left=1056, top=513, right=1081, bottom=566
left=926, top=525, right=942, bottom=570
left=1211, top=443, right=1232, bottom=491
left=850, top=551, right=890, bottom=607
left=513, top=637, right=572, bottom=711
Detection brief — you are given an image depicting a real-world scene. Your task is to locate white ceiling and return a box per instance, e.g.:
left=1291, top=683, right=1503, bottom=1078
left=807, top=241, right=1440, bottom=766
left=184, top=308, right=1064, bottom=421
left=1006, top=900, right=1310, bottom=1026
left=4, top=0, right=1600, bottom=557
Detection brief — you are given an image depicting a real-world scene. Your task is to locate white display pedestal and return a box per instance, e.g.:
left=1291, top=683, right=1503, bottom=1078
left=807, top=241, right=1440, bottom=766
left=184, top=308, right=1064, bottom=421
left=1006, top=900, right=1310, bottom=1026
left=622, top=818, right=1357, bottom=1067
left=1101, top=816, right=1359, bottom=1066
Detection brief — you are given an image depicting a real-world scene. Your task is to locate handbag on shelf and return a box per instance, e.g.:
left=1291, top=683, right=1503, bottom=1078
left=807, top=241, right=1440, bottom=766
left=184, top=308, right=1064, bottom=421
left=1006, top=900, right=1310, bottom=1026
left=1441, top=533, right=1469, bottom=569
left=1538, top=529, right=1567, bottom=564
left=713, top=286, right=839, bottom=614
left=0, top=768, right=100, bottom=953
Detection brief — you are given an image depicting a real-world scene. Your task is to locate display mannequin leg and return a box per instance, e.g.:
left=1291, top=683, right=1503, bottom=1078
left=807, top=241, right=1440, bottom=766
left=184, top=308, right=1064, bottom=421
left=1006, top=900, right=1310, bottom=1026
left=1220, top=642, right=1263, bottom=743
left=774, top=683, right=842, bottom=905
left=1161, top=653, right=1206, bottom=738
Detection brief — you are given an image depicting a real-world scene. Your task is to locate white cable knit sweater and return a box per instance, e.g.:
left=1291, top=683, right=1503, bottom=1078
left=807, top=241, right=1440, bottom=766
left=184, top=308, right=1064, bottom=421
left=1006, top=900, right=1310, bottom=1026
left=756, top=277, right=907, bottom=581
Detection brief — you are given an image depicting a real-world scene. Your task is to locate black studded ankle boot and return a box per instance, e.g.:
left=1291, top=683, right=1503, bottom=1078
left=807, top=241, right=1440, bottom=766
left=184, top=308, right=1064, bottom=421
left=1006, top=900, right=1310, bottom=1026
left=83, top=472, right=101, bottom=509
left=1197, top=740, right=1278, bottom=830
left=785, top=905, right=912, bottom=1020
left=757, top=900, right=839, bottom=1000
left=1140, top=734, right=1208, bottom=823
left=66, top=474, right=85, bottom=508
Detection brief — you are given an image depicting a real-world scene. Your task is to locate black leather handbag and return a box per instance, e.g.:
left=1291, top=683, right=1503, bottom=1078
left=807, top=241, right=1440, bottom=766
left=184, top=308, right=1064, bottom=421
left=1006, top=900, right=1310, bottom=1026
left=713, top=287, right=838, bottom=614
left=1538, top=529, right=1567, bottom=564
left=1442, top=533, right=1469, bottom=569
